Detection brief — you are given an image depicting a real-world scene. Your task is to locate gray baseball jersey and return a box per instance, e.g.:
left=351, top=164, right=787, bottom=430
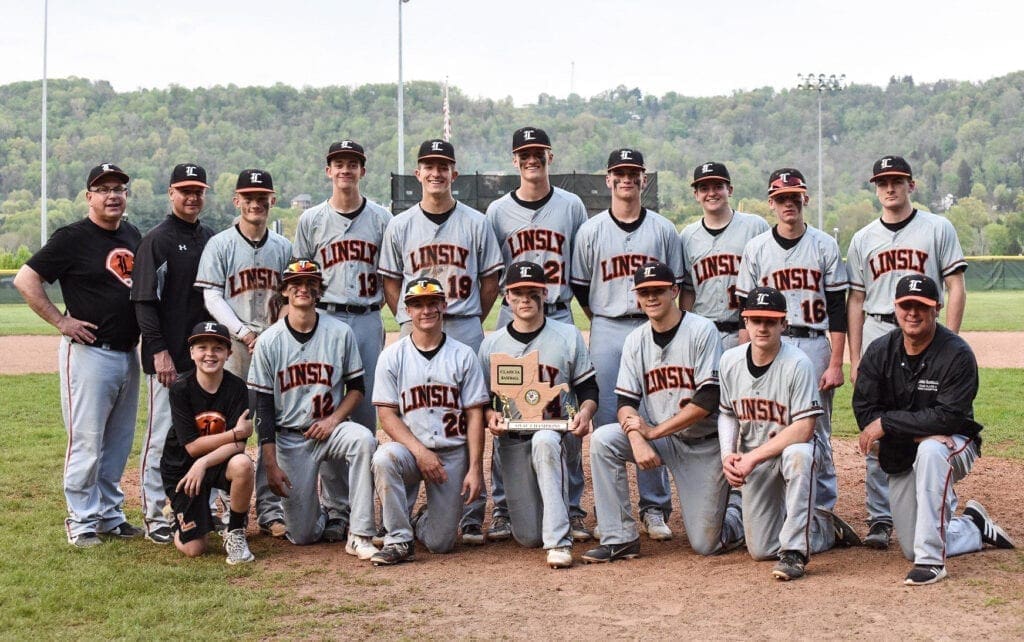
left=679, top=211, right=769, bottom=324
left=615, top=312, right=722, bottom=439
left=292, top=199, right=391, bottom=306
left=846, top=210, right=967, bottom=315
left=379, top=202, right=503, bottom=324
left=570, top=209, right=685, bottom=317
left=247, top=313, right=364, bottom=429
left=195, top=226, right=292, bottom=334
left=736, top=227, right=848, bottom=332
left=718, top=342, right=823, bottom=452
left=486, top=187, right=588, bottom=306
left=373, top=335, right=490, bottom=449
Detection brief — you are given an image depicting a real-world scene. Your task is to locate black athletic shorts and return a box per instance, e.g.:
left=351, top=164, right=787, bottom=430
left=163, top=461, right=232, bottom=544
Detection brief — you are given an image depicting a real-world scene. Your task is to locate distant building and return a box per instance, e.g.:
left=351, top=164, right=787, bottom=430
left=290, top=194, right=312, bottom=210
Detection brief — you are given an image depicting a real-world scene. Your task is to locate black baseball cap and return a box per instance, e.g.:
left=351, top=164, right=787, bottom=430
left=767, top=168, right=807, bottom=196
left=512, top=127, right=552, bottom=153
left=87, top=163, right=130, bottom=187
left=504, top=261, right=547, bottom=289
left=236, top=169, right=275, bottom=193
left=632, top=261, right=675, bottom=290
left=870, top=156, right=913, bottom=182
left=742, top=286, right=788, bottom=318
left=418, top=139, right=456, bottom=163
left=894, top=274, right=939, bottom=307
left=404, top=277, right=446, bottom=302
left=692, top=161, right=731, bottom=187
left=607, top=148, right=645, bottom=171
left=327, top=140, right=367, bottom=164
left=188, top=321, right=231, bottom=347
left=169, top=163, right=209, bottom=189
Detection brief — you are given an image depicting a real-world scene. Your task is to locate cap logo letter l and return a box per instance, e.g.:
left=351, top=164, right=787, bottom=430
left=621, top=150, right=632, bottom=160
left=102, top=163, right=112, bottom=172
left=250, top=172, right=262, bottom=183
left=524, top=130, right=535, bottom=140
left=757, top=292, right=770, bottom=305
left=185, top=166, right=198, bottom=177
left=520, top=267, right=530, bottom=277
left=432, top=142, right=443, bottom=151
left=341, top=141, right=352, bottom=149
left=909, top=279, right=922, bottom=292
left=702, top=163, right=713, bottom=173
left=881, top=158, right=893, bottom=168
left=205, top=322, right=216, bottom=332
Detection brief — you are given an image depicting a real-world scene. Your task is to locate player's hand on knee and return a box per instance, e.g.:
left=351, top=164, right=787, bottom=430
left=305, top=417, right=339, bottom=441
left=631, top=441, right=662, bottom=470
left=915, top=434, right=955, bottom=449
left=267, top=463, right=292, bottom=497
left=858, top=419, right=884, bottom=455
left=722, top=454, right=745, bottom=487
left=177, top=461, right=207, bottom=498
left=415, top=449, right=448, bottom=485
left=570, top=414, right=591, bottom=438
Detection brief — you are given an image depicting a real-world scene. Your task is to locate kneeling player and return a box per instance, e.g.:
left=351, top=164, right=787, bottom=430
left=718, top=287, right=860, bottom=581
left=370, top=278, right=488, bottom=565
left=584, top=261, right=743, bottom=563
left=162, top=322, right=255, bottom=564
left=479, top=262, right=598, bottom=569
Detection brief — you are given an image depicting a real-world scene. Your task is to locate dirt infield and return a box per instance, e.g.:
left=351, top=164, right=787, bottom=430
left=2, top=331, right=1023, bottom=375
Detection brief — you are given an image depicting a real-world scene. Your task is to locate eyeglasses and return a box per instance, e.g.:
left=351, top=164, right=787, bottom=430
left=90, top=186, right=129, bottom=195
left=285, top=260, right=321, bottom=274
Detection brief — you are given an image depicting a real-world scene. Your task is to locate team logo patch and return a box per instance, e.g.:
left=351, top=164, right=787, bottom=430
left=106, top=248, right=134, bottom=287
left=195, top=411, right=228, bottom=436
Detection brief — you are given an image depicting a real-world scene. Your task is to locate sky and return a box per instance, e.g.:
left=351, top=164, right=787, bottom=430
left=0, top=1, right=1020, bottom=104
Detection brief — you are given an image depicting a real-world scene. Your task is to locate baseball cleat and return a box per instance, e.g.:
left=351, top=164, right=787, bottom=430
left=144, top=526, right=173, bottom=545
left=69, top=532, right=103, bottom=548
left=259, top=519, right=287, bottom=539
left=547, top=547, right=573, bottom=569
left=460, top=524, right=486, bottom=546
left=772, top=551, right=806, bottom=581
left=831, top=513, right=862, bottom=548
left=570, top=516, right=593, bottom=542
left=321, top=518, right=346, bottom=543
left=863, top=522, right=892, bottom=550
left=224, top=528, right=256, bottom=565
left=103, top=521, right=143, bottom=539
left=640, top=512, right=673, bottom=541
left=487, top=515, right=512, bottom=542
left=371, top=541, right=415, bottom=566
left=904, top=564, right=946, bottom=586
left=345, top=533, right=380, bottom=561
left=582, top=538, right=640, bottom=563
left=964, top=500, right=1015, bottom=549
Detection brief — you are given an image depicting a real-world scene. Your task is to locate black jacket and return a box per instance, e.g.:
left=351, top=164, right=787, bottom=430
left=852, top=324, right=982, bottom=474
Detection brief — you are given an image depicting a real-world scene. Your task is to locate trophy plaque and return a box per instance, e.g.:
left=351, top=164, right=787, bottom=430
left=490, top=351, right=575, bottom=433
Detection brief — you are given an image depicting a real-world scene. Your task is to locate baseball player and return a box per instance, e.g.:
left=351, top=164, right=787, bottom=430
left=162, top=322, right=255, bottom=564
left=248, top=260, right=379, bottom=557
left=735, top=168, right=847, bottom=512
left=854, top=275, right=1013, bottom=585
left=132, top=163, right=216, bottom=544
left=370, top=278, right=488, bottom=564
left=583, top=261, right=743, bottom=563
left=718, top=287, right=860, bottom=581
left=846, top=155, right=968, bottom=550
left=293, top=140, right=391, bottom=432
left=14, top=163, right=143, bottom=547
left=194, top=168, right=292, bottom=538
left=679, top=162, right=769, bottom=351
left=570, top=148, right=682, bottom=541
left=479, top=262, right=598, bottom=569
left=481, top=127, right=592, bottom=543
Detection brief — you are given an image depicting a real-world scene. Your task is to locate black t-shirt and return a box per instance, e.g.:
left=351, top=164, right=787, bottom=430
left=131, top=214, right=215, bottom=373
left=161, top=369, right=248, bottom=485
left=27, top=217, right=142, bottom=350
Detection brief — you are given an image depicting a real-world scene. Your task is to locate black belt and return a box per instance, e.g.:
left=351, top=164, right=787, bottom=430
left=317, top=302, right=381, bottom=314
left=501, top=299, right=568, bottom=313
left=783, top=327, right=824, bottom=339
left=615, top=313, right=648, bottom=320
left=714, top=321, right=741, bottom=333
left=679, top=431, right=719, bottom=443
left=277, top=426, right=305, bottom=435
left=869, top=313, right=897, bottom=325
left=93, top=342, right=135, bottom=353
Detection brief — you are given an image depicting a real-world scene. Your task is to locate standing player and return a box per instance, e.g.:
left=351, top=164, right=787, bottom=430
left=735, top=168, right=847, bottom=512
left=583, top=261, right=743, bottom=563
left=293, top=140, right=391, bottom=431
left=162, top=322, right=255, bottom=564
left=195, top=169, right=292, bottom=537
left=846, top=155, right=968, bottom=550
left=370, top=278, right=488, bottom=564
left=570, top=148, right=683, bottom=540
left=481, top=127, right=591, bottom=543
left=718, top=287, right=860, bottom=581
left=14, top=163, right=142, bottom=547
left=479, top=262, right=598, bottom=568
left=679, top=162, right=769, bottom=351
left=854, top=275, right=1013, bottom=585
left=132, top=163, right=216, bottom=544
left=248, top=260, right=379, bottom=556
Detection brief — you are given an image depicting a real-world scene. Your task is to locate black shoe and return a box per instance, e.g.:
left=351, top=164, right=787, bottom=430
left=582, top=538, right=640, bottom=563
left=863, top=522, right=892, bottom=550
left=964, top=500, right=1015, bottom=549
left=69, top=532, right=103, bottom=548
left=905, top=564, right=947, bottom=586
left=104, top=521, right=143, bottom=539
left=461, top=523, right=486, bottom=546
left=321, top=518, right=346, bottom=543
left=371, top=541, right=415, bottom=566
left=772, top=550, right=807, bottom=581
left=145, top=526, right=173, bottom=545
left=831, top=513, right=862, bottom=548
left=372, top=524, right=386, bottom=548
left=259, top=519, right=287, bottom=538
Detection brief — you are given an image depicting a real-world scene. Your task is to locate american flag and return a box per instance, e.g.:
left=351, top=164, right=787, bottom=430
left=442, top=78, right=452, bottom=142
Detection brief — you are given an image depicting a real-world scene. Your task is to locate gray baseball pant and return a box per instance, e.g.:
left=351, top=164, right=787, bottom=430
left=497, top=431, right=573, bottom=550
left=862, top=315, right=897, bottom=527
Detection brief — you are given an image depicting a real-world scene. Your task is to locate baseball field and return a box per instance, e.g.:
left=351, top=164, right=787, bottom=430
left=1, top=293, right=1022, bottom=639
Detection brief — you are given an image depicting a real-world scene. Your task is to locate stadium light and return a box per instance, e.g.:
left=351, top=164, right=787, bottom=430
left=797, top=73, right=845, bottom=231
left=397, top=0, right=411, bottom=178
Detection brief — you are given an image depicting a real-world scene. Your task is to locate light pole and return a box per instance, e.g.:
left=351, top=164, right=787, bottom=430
left=397, top=0, right=410, bottom=178
left=40, top=0, right=49, bottom=246
left=797, top=73, right=845, bottom=230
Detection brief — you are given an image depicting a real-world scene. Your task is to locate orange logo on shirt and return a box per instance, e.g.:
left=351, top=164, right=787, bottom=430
left=106, top=249, right=134, bottom=287
left=195, top=411, right=227, bottom=436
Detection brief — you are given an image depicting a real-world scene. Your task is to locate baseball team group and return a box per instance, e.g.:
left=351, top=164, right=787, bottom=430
left=14, top=126, right=1015, bottom=587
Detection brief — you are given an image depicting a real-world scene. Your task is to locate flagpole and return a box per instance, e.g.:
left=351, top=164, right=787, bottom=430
left=40, top=0, right=49, bottom=246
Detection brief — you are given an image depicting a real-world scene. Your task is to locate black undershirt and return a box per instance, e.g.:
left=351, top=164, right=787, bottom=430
left=421, top=202, right=458, bottom=226
left=335, top=197, right=368, bottom=220
left=771, top=225, right=804, bottom=250
left=702, top=211, right=734, bottom=237
left=511, top=187, right=554, bottom=211
left=880, top=209, right=917, bottom=232
left=652, top=314, right=684, bottom=348
left=609, top=207, right=647, bottom=233
left=235, top=224, right=269, bottom=248
left=746, top=345, right=773, bottom=378
left=413, top=333, right=447, bottom=360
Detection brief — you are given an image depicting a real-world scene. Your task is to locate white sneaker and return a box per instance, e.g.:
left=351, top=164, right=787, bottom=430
left=346, top=533, right=380, bottom=560
left=546, top=546, right=573, bottom=569
left=224, top=528, right=255, bottom=565
left=640, top=512, right=673, bottom=541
